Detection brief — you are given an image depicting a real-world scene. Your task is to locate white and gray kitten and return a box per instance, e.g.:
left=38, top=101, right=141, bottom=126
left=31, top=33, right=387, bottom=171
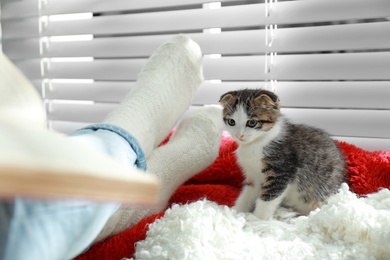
left=219, top=88, right=346, bottom=220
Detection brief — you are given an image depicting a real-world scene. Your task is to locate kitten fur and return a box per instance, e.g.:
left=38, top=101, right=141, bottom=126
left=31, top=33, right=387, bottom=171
left=219, top=88, right=346, bottom=220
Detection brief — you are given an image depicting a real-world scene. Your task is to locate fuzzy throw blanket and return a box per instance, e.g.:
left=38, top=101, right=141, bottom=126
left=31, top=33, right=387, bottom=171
left=76, top=135, right=390, bottom=260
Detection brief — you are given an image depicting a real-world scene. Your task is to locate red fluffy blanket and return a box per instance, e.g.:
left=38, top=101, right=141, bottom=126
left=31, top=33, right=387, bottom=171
left=75, top=135, right=390, bottom=260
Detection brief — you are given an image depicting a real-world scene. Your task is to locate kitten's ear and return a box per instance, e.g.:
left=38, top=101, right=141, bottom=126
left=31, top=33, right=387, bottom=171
left=255, top=94, right=280, bottom=110
left=219, top=92, right=237, bottom=107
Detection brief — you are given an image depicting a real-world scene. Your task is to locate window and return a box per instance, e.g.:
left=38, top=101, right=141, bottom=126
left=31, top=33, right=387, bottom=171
left=1, top=0, right=389, bottom=151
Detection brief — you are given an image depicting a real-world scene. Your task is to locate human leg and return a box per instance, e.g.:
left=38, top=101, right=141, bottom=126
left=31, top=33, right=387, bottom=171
left=1, top=35, right=204, bottom=259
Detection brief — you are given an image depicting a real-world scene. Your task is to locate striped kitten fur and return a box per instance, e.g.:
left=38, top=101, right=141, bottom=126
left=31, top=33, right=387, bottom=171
left=219, top=88, right=346, bottom=220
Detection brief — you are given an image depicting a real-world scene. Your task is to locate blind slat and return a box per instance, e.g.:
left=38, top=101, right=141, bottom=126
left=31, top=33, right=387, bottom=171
left=5, top=21, right=390, bottom=60
left=274, top=82, right=390, bottom=110
left=270, top=0, right=390, bottom=25
left=2, top=38, right=39, bottom=60
left=1, top=0, right=243, bottom=19
left=42, top=59, right=148, bottom=80
left=1, top=17, right=39, bottom=39
left=12, top=59, right=42, bottom=79
left=46, top=102, right=116, bottom=123
left=0, top=0, right=38, bottom=19
left=45, top=81, right=136, bottom=103
left=271, top=21, right=390, bottom=53
left=270, top=52, right=390, bottom=81
left=282, top=108, right=390, bottom=139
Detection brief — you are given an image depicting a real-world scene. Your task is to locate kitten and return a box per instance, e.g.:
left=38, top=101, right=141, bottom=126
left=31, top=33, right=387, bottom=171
left=219, top=88, right=346, bottom=220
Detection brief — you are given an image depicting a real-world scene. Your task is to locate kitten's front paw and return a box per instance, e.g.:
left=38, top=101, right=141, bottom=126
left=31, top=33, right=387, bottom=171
left=232, top=206, right=242, bottom=212
left=232, top=205, right=242, bottom=213
left=253, top=207, right=273, bottom=220
left=232, top=203, right=250, bottom=213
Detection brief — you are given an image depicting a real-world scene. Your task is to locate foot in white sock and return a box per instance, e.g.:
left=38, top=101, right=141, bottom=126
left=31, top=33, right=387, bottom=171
left=148, top=106, right=224, bottom=204
left=103, top=35, right=204, bottom=158
left=95, top=106, right=224, bottom=241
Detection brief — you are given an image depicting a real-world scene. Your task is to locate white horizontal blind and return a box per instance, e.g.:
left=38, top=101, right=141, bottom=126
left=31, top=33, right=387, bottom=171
left=1, top=0, right=390, bottom=151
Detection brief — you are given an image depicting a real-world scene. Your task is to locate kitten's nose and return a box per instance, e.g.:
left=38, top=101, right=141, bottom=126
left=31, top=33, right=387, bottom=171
left=236, top=134, right=245, bottom=141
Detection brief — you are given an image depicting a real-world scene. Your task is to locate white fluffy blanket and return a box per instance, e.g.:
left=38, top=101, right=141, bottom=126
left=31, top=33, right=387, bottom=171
left=131, top=184, right=390, bottom=260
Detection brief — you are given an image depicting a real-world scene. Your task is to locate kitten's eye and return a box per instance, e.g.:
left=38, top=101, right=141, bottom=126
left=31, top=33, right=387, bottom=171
left=246, top=120, right=257, bottom=128
left=227, top=119, right=236, bottom=126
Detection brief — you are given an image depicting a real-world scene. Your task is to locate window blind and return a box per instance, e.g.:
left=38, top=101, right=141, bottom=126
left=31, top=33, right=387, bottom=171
left=1, top=0, right=389, bottom=151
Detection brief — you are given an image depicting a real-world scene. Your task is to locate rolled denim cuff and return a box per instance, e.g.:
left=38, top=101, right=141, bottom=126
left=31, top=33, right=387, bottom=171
left=71, top=124, right=147, bottom=171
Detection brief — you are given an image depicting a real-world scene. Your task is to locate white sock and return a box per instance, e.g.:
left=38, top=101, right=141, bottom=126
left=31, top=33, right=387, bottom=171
left=147, top=106, right=224, bottom=204
left=103, top=35, right=204, bottom=158
left=95, top=106, right=224, bottom=242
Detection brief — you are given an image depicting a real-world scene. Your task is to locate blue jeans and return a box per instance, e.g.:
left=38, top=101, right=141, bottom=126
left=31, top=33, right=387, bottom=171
left=0, top=124, right=146, bottom=260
